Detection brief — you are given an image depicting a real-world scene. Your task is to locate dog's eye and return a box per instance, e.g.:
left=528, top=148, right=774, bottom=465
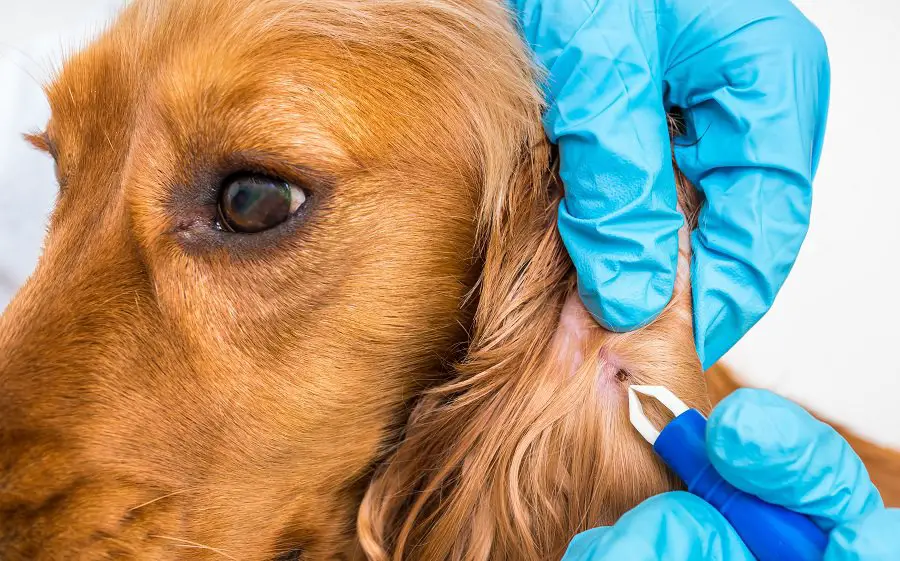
left=217, top=173, right=307, bottom=233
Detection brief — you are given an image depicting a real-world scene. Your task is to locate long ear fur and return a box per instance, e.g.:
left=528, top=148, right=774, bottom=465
left=358, top=118, right=711, bottom=559
left=351, top=0, right=711, bottom=555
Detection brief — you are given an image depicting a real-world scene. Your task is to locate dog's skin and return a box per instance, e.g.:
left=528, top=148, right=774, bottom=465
left=0, top=0, right=896, bottom=559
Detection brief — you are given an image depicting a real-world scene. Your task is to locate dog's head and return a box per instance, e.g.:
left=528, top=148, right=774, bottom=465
left=0, top=0, right=707, bottom=559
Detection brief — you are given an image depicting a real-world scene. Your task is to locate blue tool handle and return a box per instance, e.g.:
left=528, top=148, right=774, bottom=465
left=654, top=409, right=829, bottom=561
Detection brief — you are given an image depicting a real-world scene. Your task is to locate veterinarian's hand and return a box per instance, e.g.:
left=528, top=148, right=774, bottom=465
left=561, top=389, right=900, bottom=560
left=511, top=0, right=831, bottom=368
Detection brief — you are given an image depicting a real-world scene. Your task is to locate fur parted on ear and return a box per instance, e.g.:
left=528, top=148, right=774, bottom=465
left=349, top=0, right=711, bottom=556
left=357, top=117, right=710, bottom=559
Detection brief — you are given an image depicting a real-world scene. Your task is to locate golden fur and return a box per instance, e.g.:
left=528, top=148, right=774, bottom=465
left=0, top=0, right=895, bottom=559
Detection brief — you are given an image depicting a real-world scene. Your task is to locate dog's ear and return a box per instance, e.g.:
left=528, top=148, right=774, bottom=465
left=357, top=130, right=706, bottom=559
left=358, top=137, right=573, bottom=560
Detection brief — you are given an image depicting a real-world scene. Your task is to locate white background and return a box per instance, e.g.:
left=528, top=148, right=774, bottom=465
left=2, top=1, right=899, bottom=446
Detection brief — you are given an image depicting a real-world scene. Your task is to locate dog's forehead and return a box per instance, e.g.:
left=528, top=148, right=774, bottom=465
left=44, top=0, right=493, bottom=179
left=46, top=6, right=347, bottom=150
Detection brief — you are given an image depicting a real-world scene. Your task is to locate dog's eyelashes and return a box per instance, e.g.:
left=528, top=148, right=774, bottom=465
left=217, top=173, right=307, bottom=233
left=273, top=550, right=303, bottom=561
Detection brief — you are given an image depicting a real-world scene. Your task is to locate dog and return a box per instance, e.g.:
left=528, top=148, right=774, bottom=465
left=1, top=0, right=896, bottom=559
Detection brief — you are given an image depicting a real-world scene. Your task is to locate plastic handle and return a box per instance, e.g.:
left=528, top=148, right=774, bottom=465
left=654, top=410, right=829, bottom=561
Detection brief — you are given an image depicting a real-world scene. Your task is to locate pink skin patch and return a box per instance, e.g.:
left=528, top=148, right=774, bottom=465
left=550, top=213, right=693, bottom=390
left=552, top=293, right=593, bottom=378
left=552, top=292, right=623, bottom=388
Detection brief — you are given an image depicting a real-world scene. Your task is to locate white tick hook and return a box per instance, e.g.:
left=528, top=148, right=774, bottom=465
left=627, top=385, right=691, bottom=446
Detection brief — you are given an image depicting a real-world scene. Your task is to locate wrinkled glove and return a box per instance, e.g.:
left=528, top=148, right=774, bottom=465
left=562, top=389, right=899, bottom=560
left=511, top=0, right=831, bottom=368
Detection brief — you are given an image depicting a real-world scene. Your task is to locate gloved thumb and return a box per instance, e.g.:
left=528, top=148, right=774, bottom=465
left=562, top=492, right=754, bottom=560
left=706, top=389, right=884, bottom=530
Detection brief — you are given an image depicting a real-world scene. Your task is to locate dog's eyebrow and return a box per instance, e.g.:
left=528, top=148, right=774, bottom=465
left=23, top=131, right=58, bottom=158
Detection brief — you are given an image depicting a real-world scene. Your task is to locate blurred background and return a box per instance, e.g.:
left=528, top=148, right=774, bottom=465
left=2, top=1, right=898, bottom=446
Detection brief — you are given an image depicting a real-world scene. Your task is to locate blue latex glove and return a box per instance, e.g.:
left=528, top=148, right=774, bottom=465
left=511, top=0, right=831, bottom=368
left=562, top=389, right=900, bottom=560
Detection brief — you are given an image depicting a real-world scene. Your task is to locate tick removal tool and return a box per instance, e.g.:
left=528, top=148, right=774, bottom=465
left=627, top=385, right=829, bottom=561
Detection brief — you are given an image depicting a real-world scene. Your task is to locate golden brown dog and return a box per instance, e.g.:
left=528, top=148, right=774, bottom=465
left=0, top=0, right=896, bottom=559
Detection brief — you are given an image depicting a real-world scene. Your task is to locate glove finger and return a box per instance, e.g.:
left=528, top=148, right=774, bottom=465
left=546, top=1, right=682, bottom=331
left=662, top=0, right=830, bottom=368
left=507, top=0, right=595, bottom=66
left=707, top=389, right=884, bottom=530
left=562, top=492, right=755, bottom=560
left=825, top=509, right=900, bottom=561
left=562, top=527, right=613, bottom=560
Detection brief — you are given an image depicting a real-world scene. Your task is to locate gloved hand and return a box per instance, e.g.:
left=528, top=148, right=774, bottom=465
left=562, top=389, right=900, bottom=560
left=511, top=0, right=831, bottom=368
